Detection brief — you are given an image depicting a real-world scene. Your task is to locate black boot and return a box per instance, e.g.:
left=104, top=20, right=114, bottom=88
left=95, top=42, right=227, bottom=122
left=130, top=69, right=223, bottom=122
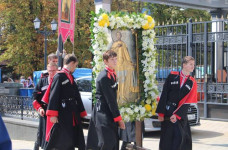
left=121, top=141, right=130, bottom=150
left=33, top=141, right=39, bottom=150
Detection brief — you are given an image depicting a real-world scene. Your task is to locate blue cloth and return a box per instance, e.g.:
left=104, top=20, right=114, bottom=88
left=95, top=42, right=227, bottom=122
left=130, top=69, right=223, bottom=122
left=0, top=115, right=12, bottom=150
left=72, top=68, right=92, bottom=79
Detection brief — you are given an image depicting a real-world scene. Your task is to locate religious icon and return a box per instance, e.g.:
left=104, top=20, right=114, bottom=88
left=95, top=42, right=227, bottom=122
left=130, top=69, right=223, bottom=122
left=61, top=0, right=71, bottom=23
left=109, top=30, right=139, bottom=106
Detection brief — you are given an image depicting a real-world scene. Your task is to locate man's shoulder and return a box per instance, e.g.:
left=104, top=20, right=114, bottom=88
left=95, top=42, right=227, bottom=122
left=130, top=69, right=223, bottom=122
left=168, top=71, right=180, bottom=78
left=97, top=70, right=108, bottom=81
left=52, top=72, right=65, bottom=80
left=170, top=71, right=179, bottom=75
left=189, top=76, right=196, bottom=83
left=98, top=70, right=107, bottom=77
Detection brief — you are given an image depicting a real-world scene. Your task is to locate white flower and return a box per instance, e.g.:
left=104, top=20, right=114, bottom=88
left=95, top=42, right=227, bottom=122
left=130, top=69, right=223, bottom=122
left=148, top=113, right=152, bottom=117
left=120, top=108, right=125, bottom=114
left=128, top=109, right=134, bottom=115
left=124, top=115, right=130, bottom=122
left=144, top=72, right=149, bottom=77
left=146, top=99, right=152, bottom=104
left=93, top=27, right=99, bottom=33
left=136, top=115, right=141, bottom=121
left=134, top=107, right=139, bottom=113
left=140, top=107, right=146, bottom=115
left=92, top=44, right=99, bottom=50
left=145, top=79, right=150, bottom=84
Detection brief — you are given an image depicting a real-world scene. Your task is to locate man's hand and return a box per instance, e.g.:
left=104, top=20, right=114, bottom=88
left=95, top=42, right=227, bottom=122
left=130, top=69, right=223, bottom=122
left=50, top=116, right=58, bottom=124
left=39, top=108, right=45, bottom=117
left=118, top=120, right=125, bottom=129
left=158, top=116, right=164, bottom=122
left=170, top=115, right=177, bottom=123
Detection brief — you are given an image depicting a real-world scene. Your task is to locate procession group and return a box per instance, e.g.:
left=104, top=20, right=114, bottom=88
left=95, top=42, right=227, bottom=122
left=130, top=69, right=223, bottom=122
left=31, top=49, right=197, bottom=150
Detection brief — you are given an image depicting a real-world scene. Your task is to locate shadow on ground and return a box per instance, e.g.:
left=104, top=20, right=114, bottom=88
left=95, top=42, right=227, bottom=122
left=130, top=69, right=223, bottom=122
left=143, top=128, right=224, bottom=141
left=191, top=128, right=223, bottom=141
left=144, top=131, right=161, bottom=139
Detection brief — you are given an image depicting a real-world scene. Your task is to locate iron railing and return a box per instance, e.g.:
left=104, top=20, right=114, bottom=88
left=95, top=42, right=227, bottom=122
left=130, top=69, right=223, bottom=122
left=154, top=19, right=228, bottom=120
left=0, top=95, right=38, bottom=121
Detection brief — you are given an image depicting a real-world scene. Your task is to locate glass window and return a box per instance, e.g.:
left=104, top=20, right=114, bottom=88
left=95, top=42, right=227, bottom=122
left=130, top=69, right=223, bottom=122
left=77, top=78, right=92, bottom=92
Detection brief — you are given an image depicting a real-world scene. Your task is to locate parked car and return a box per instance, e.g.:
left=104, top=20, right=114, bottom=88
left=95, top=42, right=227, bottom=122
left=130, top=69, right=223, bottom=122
left=144, top=103, right=200, bottom=132
left=76, top=76, right=92, bottom=120
left=77, top=76, right=200, bottom=131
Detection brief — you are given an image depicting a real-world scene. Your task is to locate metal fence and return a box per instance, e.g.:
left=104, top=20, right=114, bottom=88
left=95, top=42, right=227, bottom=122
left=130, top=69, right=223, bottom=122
left=155, top=19, right=228, bottom=120
left=0, top=95, right=38, bottom=120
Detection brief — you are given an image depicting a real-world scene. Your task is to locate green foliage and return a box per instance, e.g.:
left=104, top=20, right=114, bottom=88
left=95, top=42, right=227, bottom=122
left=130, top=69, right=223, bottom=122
left=139, top=2, right=210, bottom=24
left=137, top=29, right=146, bottom=101
left=0, top=0, right=58, bottom=77
left=0, top=0, right=94, bottom=77
left=112, top=0, right=210, bottom=24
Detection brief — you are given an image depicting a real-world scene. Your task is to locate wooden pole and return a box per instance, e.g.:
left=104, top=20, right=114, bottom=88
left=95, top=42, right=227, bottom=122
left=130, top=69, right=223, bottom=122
left=135, top=120, right=142, bottom=147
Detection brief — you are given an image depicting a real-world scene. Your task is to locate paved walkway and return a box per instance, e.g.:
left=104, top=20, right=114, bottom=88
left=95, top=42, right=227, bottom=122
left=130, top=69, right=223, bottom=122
left=12, top=119, right=228, bottom=150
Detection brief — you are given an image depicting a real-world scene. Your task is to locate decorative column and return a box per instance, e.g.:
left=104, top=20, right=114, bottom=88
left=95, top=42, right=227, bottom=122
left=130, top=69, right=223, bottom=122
left=94, top=0, right=112, bottom=13
left=210, top=9, right=228, bottom=72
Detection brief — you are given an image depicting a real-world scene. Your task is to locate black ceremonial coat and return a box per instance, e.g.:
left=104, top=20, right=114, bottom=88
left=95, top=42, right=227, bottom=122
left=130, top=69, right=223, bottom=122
left=86, top=69, right=121, bottom=150
left=156, top=71, right=197, bottom=150
left=45, top=72, right=87, bottom=150
left=32, top=77, right=49, bottom=149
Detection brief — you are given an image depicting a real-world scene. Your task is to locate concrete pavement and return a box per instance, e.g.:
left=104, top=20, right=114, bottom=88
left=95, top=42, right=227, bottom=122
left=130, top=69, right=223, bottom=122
left=10, top=119, right=228, bottom=150
left=142, top=119, right=228, bottom=150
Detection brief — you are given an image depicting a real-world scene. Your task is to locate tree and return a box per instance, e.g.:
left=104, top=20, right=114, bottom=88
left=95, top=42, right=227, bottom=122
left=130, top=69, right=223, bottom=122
left=0, top=0, right=94, bottom=77
left=144, top=3, right=210, bottom=24
left=112, top=0, right=210, bottom=24
left=0, top=0, right=58, bottom=77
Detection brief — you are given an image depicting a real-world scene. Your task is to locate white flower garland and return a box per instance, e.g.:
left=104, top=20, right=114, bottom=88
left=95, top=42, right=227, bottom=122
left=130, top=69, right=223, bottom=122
left=91, top=12, right=158, bottom=121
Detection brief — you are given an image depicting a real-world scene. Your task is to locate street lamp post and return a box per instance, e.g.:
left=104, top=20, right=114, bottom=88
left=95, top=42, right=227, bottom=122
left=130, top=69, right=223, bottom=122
left=33, top=17, right=57, bottom=70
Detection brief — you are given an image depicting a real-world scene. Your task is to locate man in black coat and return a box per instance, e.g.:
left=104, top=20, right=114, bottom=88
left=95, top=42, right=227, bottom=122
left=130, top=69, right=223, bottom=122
left=32, top=62, right=58, bottom=150
left=86, top=50, right=125, bottom=150
left=43, top=54, right=87, bottom=150
left=156, top=56, right=198, bottom=150
left=40, top=53, right=59, bottom=78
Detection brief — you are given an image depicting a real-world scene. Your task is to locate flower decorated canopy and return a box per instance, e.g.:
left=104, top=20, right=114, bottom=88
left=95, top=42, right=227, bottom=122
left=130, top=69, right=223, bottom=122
left=90, top=11, right=158, bottom=121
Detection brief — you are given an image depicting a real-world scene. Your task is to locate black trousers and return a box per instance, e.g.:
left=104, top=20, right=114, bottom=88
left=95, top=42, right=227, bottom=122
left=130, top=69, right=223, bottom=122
left=172, top=123, right=182, bottom=150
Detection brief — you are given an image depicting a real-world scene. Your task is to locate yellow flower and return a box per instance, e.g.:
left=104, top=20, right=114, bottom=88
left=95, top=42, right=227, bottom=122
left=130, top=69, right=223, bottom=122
left=107, top=20, right=110, bottom=26
left=98, top=14, right=110, bottom=27
left=151, top=109, right=156, bottom=116
left=98, top=20, right=105, bottom=27
left=142, top=15, right=155, bottom=30
left=152, top=101, right=157, bottom=109
left=145, top=104, right=152, bottom=112
left=142, top=22, right=149, bottom=30
left=149, top=20, right=155, bottom=29
left=101, top=13, right=109, bottom=21
left=147, top=16, right=153, bottom=23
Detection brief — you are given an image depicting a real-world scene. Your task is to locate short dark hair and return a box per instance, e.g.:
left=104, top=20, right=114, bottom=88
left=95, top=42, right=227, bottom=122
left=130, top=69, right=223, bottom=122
left=103, top=50, right=117, bottom=61
left=63, top=54, right=78, bottom=65
left=182, top=56, right=195, bottom=68
left=47, top=62, right=58, bottom=69
left=48, top=53, right=58, bottom=60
